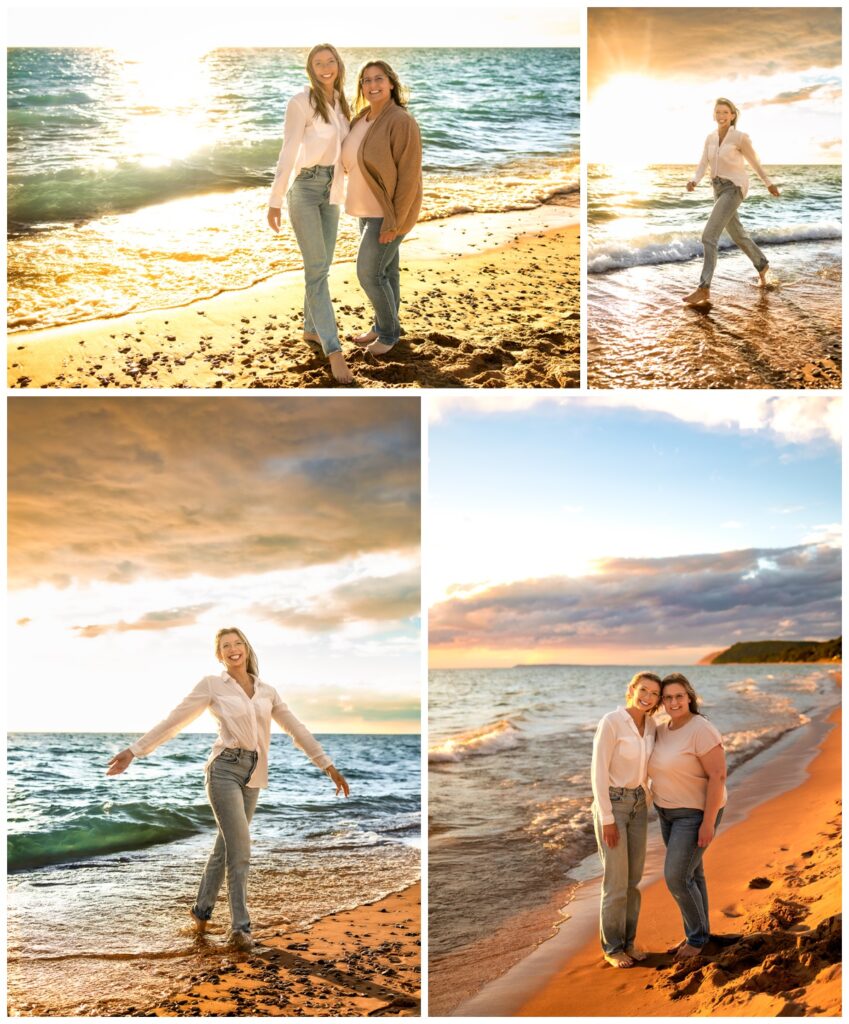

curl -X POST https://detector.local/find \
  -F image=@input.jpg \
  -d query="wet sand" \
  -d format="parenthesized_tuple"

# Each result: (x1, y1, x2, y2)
(588, 239, 841, 389)
(510, 706, 842, 1017)
(8, 208, 579, 390)
(113, 884, 420, 1018)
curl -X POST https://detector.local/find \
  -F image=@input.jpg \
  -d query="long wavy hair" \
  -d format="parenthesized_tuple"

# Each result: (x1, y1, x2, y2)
(714, 97, 739, 127)
(215, 627, 259, 678)
(355, 59, 409, 113)
(661, 672, 703, 716)
(306, 43, 351, 124)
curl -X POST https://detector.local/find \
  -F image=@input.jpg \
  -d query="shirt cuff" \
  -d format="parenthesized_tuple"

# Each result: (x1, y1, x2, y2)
(128, 742, 145, 757)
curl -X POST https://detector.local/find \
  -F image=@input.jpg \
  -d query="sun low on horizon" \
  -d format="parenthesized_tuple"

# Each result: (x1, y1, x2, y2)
(7, 397, 422, 735)
(587, 8, 842, 168)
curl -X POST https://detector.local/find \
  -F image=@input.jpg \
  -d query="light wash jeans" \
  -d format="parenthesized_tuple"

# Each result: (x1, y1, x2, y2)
(698, 177, 769, 289)
(656, 805, 725, 948)
(287, 165, 342, 356)
(357, 217, 405, 348)
(592, 786, 648, 955)
(192, 748, 259, 935)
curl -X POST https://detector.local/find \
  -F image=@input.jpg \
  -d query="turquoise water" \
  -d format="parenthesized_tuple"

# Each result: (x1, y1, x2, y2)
(8, 731, 420, 1015)
(428, 664, 839, 957)
(8, 47, 579, 330)
(588, 163, 841, 273)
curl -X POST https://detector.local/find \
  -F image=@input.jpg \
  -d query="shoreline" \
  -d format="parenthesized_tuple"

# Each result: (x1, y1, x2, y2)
(448, 693, 840, 1017)
(13, 884, 421, 1018)
(8, 205, 579, 390)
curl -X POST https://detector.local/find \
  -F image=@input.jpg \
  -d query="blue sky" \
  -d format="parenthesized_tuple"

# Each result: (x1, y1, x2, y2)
(429, 394, 841, 665)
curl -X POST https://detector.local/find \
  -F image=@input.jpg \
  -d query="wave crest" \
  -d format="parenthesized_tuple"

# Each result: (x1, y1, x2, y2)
(428, 718, 522, 764)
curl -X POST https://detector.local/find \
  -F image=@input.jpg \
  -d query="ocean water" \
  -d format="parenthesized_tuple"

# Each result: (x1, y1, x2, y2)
(587, 164, 842, 388)
(8, 47, 579, 330)
(428, 664, 839, 959)
(8, 731, 420, 1016)
(588, 164, 841, 274)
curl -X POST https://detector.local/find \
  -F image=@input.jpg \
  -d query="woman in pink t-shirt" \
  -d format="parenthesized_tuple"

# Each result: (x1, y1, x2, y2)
(647, 673, 727, 960)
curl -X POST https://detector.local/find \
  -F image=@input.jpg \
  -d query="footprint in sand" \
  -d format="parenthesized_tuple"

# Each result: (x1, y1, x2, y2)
(748, 877, 773, 890)
(721, 902, 745, 919)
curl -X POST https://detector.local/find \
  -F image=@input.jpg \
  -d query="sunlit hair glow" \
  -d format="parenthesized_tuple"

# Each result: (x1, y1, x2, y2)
(714, 97, 739, 127)
(215, 627, 259, 678)
(355, 60, 408, 113)
(306, 44, 351, 124)
(661, 672, 702, 716)
(626, 671, 662, 715)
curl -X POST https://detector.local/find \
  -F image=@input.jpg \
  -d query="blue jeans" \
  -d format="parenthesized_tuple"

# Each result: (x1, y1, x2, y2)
(592, 786, 648, 955)
(192, 748, 259, 935)
(699, 177, 768, 289)
(287, 165, 342, 356)
(656, 805, 725, 948)
(357, 217, 405, 348)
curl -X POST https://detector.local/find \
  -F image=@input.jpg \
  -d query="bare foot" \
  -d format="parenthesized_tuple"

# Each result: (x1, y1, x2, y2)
(604, 951, 634, 968)
(758, 264, 770, 287)
(683, 287, 710, 306)
(303, 331, 321, 344)
(625, 945, 648, 961)
(188, 909, 207, 934)
(328, 351, 354, 384)
(674, 942, 704, 960)
(366, 340, 395, 356)
(353, 330, 379, 346)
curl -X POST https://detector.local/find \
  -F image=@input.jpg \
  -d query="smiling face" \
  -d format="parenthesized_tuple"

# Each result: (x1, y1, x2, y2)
(310, 48, 339, 91)
(662, 683, 692, 721)
(627, 676, 661, 714)
(218, 631, 247, 672)
(361, 64, 394, 107)
(714, 102, 735, 130)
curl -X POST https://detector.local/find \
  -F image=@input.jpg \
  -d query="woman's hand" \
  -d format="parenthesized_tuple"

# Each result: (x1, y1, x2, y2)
(326, 765, 350, 797)
(686, 181, 696, 192)
(379, 229, 399, 245)
(768, 184, 780, 197)
(106, 748, 134, 776)
(697, 821, 715, 848)
(267, 207, 282, 232)
(602, 823, 620, 848)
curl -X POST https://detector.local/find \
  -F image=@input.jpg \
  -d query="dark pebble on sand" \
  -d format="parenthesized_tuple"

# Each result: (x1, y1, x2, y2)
(749, 877, 773, 889)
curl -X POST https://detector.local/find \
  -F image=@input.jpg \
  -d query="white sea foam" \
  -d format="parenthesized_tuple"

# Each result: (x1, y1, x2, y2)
(428, 718, 522, 763)
(588, 221, 843, 274)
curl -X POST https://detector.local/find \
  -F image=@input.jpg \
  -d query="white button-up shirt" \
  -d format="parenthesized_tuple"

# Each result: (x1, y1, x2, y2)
(692, 127, 772, 200)
(129, 671, 332, 789)
(269, 86, 349, 209)
(591, 706, 657, 825)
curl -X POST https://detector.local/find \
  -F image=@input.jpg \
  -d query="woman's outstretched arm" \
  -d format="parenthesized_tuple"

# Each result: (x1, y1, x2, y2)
(739, 134, 780, 195)
(271, 691, 350, 796)
(105, 678, 212, 776)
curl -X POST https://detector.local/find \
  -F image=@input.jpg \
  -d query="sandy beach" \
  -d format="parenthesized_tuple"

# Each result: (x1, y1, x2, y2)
(106, 884, 420, 1018)
(8, 208, 579, 390)
(449, 698, 841, 1018)
(588, 239, 842, 390)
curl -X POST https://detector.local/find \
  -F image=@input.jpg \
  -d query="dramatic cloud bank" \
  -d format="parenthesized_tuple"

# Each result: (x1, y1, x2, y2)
(588, 8, 841, 94)
(8, 397, 420, 589)
(430, 543, 841, 655)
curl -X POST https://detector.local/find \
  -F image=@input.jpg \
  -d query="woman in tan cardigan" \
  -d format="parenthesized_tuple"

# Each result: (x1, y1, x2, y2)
(341, 60, 422, 355)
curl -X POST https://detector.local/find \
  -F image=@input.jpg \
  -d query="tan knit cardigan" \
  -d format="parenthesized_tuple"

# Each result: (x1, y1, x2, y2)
(353, 101, 423, 235)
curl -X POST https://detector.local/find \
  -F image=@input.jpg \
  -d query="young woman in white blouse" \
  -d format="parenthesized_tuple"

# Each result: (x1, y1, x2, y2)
(683, 98, 780, 307)
(591, 671, 662, 968)
(647, 673, 727, 961)
(106, 627, 349, 951)
(267, 44, 353, 384)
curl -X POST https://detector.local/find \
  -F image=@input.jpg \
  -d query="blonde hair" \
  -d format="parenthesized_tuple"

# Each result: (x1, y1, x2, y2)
(215, 627, 259, 678)
(626, 671, 662, 715)
(714, 97, 739, 127)
(305, 44, 351, 124)
(661, 673, 702, 715)
(355, 60, 409, 113)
